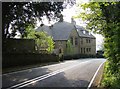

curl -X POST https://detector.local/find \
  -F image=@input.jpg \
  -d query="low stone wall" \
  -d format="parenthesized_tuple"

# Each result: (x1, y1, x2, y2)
(3, 38, 35, 53)
(3, 53, 59, 68)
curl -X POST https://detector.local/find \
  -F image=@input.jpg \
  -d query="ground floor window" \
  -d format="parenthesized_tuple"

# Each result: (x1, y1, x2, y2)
(89, 48, 91, 52)
(81, 48, 82, 53)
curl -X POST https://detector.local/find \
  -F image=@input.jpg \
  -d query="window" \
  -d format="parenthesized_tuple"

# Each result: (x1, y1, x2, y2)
(83, 30, 86, 34)
(89, 32, 91, 35)
(86, 39, 88, 43)
(89, 48, 91, 52)
(70, 37, 73, 45)
(81, 48, 82, 54)
(75, 37, 78, 46)
(86, 48, 89, 52)
(59, 48, 62, 53)
(89, 39, 91, 43)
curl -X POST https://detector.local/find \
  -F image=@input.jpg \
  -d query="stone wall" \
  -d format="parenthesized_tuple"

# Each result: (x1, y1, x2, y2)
(3, 38, 35, 53)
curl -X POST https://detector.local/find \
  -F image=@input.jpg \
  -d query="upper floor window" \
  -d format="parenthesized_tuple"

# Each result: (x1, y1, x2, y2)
(83, 30, 86, 34)
(70, 37, 73, 45)
(86, 39, 88, 43)
(75, 37, 78, 46)
(89, 39, 91, 43)
(81, 48, 82, 54)
(89, 32, 91, 35)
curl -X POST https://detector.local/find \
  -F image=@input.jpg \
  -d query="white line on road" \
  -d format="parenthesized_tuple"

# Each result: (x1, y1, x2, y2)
(87, 60, 106, 89)
(7, 60, 90, 89)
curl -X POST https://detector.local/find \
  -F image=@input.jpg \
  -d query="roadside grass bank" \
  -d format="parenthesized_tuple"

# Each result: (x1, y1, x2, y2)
(100, 61, 120, 89)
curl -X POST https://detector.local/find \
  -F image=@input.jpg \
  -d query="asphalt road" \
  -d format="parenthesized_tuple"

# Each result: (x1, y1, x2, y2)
(2, 58, 106, 88)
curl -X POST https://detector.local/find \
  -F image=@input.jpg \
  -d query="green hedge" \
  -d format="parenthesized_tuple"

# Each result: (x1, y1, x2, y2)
(3, 53, 59, 68)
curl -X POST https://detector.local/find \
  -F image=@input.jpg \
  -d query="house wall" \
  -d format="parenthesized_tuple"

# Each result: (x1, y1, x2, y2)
(54, 29, 80, 56)
(68, 29, 80, 55)
(54, 30, 96, 56)
(3, 38, 35, 53)
(91, 38, 96, 55)
(54, 40, 67, 55)
(79, 37, 96, 55)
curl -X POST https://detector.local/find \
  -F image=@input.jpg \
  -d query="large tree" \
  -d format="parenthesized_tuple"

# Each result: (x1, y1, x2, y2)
(2, 2, 63, 39)
(76, 2, 120, 88)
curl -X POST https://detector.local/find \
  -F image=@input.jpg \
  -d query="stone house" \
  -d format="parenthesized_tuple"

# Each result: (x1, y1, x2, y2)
(76, 25, 96, 55)
(36, 19, 96, 56)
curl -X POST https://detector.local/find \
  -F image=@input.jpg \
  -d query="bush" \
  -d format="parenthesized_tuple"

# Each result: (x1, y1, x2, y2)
(101, 61, 120, 89)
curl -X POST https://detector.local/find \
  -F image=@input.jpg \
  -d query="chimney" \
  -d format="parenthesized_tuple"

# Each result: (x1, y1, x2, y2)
(71, 18, 76, 25)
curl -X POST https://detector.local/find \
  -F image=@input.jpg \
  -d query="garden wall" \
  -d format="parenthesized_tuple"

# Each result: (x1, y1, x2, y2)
(3, 38, 35, 53)
(3, 53, 59, 68)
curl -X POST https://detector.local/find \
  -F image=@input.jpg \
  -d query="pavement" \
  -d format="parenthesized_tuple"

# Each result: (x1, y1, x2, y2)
(2, 58, 106, 88)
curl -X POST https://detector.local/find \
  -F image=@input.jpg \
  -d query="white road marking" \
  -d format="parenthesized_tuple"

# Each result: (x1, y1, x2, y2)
(7, 60, 90, 89)
(87, 60, 106, 89)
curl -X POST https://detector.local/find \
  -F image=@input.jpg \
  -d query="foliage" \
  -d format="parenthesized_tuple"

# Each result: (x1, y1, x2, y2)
(101, 61, 120, 89)
(24, 25, 54, 53)
(24, 25, 36, 39)
(66, 40, 73, 54)
(76, 2, 120, 88)
(2, 2, 63, 39)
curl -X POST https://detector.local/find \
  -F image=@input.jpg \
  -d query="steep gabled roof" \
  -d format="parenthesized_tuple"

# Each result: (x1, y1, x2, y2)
(36, 22, 95, 41)
(75, 25, 95, 39)
(36, 21, 75, 41)
(36, 25, 52, 36)
(51, 21, 75, 40)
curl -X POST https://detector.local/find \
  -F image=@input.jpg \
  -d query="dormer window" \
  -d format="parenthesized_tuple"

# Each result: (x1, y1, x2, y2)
(89, 32, 91, 35)
(83, 30, 86, 34)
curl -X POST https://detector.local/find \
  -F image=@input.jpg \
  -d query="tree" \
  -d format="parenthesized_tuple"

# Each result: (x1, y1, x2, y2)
(76, 2, 120, 88)
(24, 25, 54, 53)
(2, 2, 63, 39)
(66, 40, 73, 55)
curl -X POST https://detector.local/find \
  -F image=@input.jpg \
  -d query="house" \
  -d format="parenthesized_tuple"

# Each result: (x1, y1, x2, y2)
(36, 16, 96, 57)
(76, 25, 96, 56)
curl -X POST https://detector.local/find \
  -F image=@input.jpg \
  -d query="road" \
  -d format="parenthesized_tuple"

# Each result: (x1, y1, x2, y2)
(2, 58, 106, 88)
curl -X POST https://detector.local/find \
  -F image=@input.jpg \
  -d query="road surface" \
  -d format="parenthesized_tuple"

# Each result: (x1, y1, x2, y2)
(2, 58, 106, 88)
